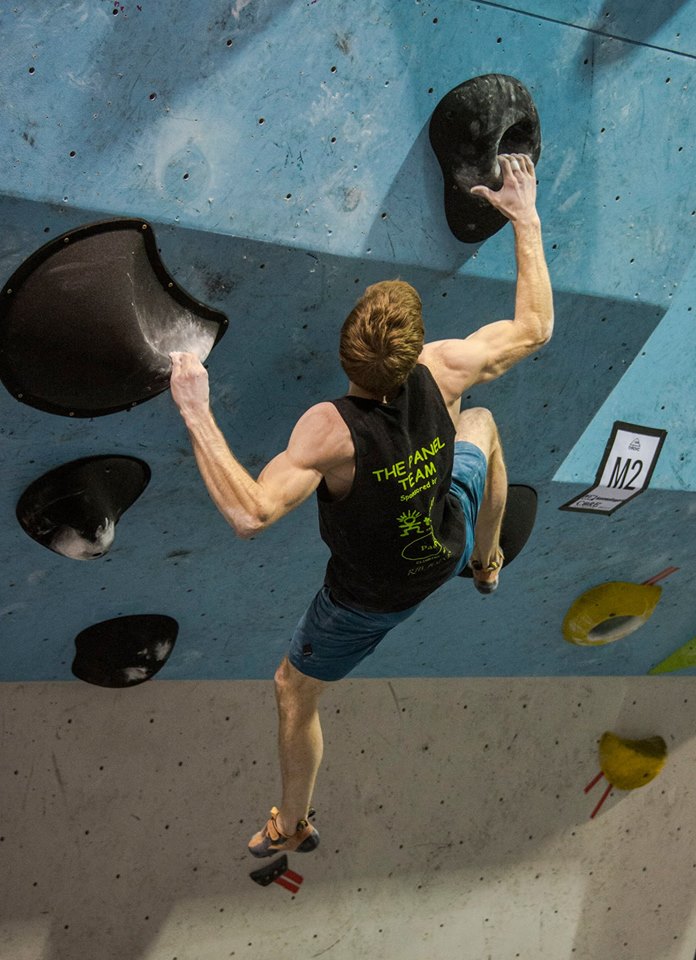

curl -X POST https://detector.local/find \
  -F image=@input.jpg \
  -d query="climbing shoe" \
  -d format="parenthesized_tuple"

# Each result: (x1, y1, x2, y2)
(248, 807, 320, 858)
(470, 549, 504, 594)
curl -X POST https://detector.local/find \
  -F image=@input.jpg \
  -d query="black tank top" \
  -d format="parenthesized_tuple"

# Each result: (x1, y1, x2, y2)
(317, 363, 466, 611)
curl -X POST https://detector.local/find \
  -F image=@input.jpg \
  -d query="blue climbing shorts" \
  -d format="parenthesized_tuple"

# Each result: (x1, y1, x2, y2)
(450, 440, 488, 576)
(287, 441, 488, 681)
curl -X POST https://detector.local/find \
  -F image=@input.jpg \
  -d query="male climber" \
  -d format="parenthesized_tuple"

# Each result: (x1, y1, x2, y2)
(169, 154, 553, 858)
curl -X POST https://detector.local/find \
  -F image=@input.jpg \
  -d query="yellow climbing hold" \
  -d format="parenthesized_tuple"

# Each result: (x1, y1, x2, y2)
(599, 731, 667, 790)
(562, 581, 661, 646)
(648, 636, 696, 675)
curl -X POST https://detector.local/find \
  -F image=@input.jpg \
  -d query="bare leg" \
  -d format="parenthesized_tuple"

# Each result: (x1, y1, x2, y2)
(455, 407, 508, 586)
(273, 656, 329, 836)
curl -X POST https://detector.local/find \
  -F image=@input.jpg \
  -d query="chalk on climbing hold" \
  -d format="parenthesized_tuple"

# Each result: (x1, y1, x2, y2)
(429, 74, 541, 243)
(17, 455, 150, 560)
(458, 484, 537, 578)
(0, 219, 228, 417)
(71, 614, 178, 687)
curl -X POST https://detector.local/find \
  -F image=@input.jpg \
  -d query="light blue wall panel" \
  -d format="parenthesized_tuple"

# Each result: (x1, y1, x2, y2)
(556, 252, 696, 491)
(3, 1, 694, 295)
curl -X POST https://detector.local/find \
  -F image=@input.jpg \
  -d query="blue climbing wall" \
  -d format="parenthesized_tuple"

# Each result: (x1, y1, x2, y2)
(1, 0, 695, 681)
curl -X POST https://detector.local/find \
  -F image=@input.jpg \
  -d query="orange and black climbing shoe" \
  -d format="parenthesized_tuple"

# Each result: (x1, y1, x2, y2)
(248, 807, 320, 858)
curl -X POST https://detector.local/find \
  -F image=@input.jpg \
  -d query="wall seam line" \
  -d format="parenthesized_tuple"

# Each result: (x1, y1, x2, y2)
(467, 0, 696, 61)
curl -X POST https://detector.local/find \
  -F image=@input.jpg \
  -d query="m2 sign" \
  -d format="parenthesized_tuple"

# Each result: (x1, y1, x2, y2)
(560, 421, 667, 516)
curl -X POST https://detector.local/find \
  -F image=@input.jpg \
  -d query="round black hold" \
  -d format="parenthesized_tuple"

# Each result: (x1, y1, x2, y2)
(16, 455, 150, 560)
(429, 74, 542, 243)
(0, 219, 228, 417)
(458, 484, 538, 578)
(72, 614, 178, 687)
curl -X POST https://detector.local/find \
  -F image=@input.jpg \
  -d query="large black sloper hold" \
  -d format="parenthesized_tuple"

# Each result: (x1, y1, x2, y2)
(16, 455, 151, 560)
(429, 74, 541, 243)
(0, 219, 228, 417)
(72, 615, 179, 687)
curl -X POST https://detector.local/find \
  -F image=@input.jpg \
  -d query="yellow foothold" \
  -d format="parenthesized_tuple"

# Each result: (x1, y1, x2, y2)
(648, 636, 696, 675)
(562, 581, 662, 646)
(599, 731, 667, 790)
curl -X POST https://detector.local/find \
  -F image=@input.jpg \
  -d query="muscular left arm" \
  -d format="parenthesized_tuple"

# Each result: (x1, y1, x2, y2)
(170, 353, 323, 539)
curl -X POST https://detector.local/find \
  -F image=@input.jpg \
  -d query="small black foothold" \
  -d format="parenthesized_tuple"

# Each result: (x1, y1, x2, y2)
(250, 855, 289, 886)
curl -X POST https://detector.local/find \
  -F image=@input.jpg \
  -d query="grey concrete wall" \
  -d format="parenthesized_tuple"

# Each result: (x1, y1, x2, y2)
(2, 677, 696, 959)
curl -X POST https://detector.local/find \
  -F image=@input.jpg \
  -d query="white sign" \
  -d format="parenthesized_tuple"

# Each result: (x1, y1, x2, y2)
(560, 421, 667, 516)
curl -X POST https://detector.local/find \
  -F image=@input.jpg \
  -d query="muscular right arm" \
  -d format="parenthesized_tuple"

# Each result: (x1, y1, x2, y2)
(421, 154, 553, 403)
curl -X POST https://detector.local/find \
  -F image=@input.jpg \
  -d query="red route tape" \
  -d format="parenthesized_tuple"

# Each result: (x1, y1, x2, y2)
(584, 770, 605, 794)
(273, 876, 300, 894)
(590, 782, 613, 819)
(642, 566, 679, 586)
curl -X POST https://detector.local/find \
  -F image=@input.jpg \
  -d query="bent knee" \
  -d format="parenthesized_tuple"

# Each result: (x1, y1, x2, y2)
(459, 406, 495, 427)
(274, 656, 326, 702)
(455, 406, 498, 451)
(274, 657, 293, 692)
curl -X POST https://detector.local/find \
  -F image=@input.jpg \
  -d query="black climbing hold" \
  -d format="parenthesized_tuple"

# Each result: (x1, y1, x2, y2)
(459, 484, 538, 578)
(17, 455, 150, 560)
(249, 855, 289, 887)
(0, 219, 228, 417)
(429, 74, 541, 243)
(72, 614, 178, 687)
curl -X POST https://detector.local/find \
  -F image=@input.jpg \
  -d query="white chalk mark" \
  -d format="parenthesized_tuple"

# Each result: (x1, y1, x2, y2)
(51, 519, 115, 560)
(123, 666, 151, 683)
(231, 0, 254, 19)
